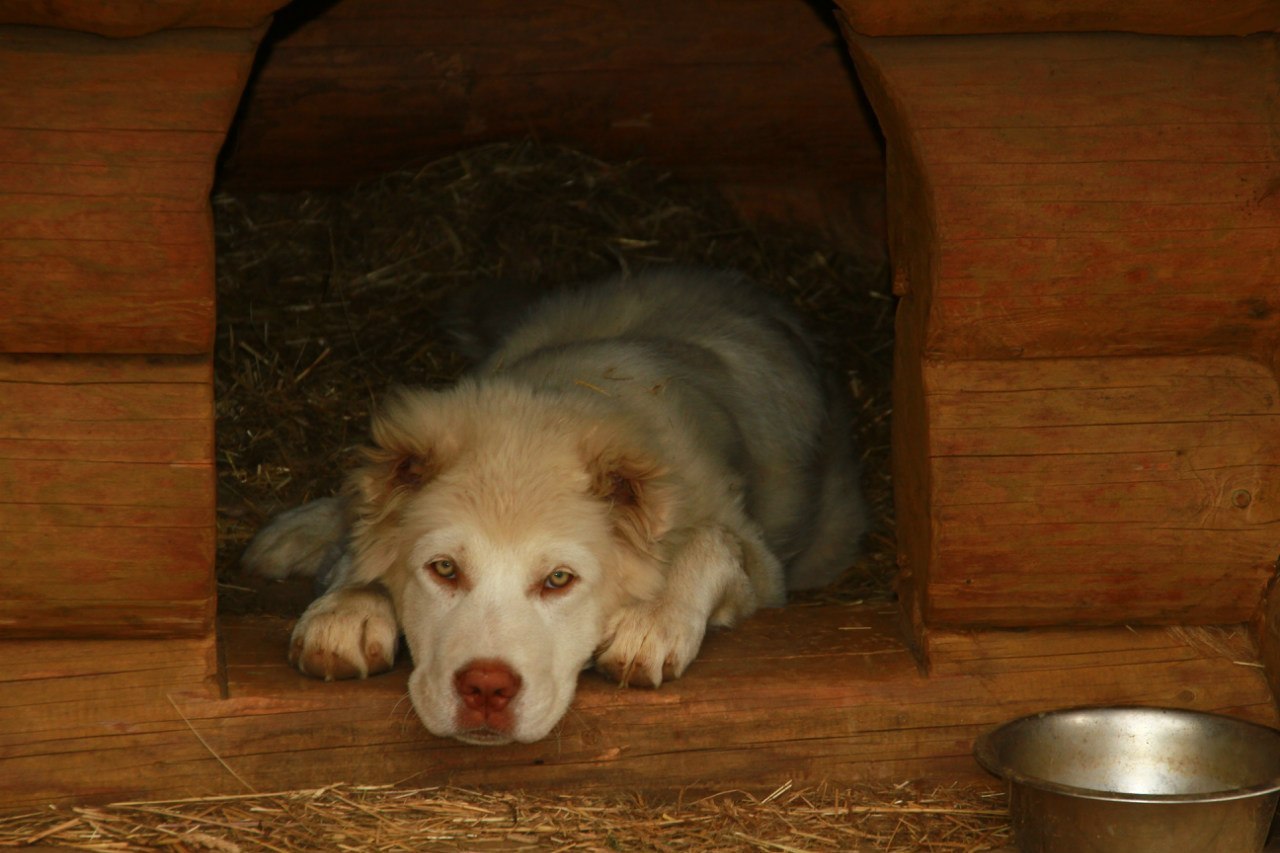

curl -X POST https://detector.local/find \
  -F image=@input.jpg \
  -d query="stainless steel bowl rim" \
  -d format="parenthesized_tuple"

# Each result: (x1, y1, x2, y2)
(974, 706, 1280, 805)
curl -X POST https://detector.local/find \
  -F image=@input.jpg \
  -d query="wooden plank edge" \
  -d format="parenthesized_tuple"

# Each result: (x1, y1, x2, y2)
(835, 0, 1280, 37)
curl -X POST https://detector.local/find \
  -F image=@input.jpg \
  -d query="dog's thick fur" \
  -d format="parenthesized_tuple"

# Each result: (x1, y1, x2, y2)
(243, 269, 865, 744)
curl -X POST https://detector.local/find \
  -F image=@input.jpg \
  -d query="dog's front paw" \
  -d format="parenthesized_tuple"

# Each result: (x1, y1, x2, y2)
(289, 586, 399, 680)
(595, 602, 707, 688)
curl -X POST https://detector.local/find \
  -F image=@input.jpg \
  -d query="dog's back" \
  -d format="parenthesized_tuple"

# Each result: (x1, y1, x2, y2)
(475, 269, 865, 589)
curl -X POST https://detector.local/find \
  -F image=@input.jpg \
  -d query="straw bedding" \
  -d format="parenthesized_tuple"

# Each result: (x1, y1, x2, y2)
(0, 781, 1012, 851)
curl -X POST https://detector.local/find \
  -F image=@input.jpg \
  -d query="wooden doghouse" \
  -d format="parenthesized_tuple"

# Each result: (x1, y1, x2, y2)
(1, 0, 1278, 808)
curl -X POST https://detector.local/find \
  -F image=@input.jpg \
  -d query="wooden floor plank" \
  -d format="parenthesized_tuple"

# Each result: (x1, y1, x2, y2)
(0, 604, 1274, 808)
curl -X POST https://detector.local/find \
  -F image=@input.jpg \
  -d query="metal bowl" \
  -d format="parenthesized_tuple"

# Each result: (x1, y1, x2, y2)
(974, 706, 1280, 852)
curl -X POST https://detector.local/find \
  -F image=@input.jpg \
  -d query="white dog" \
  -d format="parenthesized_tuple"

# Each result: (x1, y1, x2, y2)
(243, 269, 865, 744)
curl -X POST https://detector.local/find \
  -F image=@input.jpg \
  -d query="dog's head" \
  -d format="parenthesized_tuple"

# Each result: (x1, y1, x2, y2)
(343, 380, 673, 744)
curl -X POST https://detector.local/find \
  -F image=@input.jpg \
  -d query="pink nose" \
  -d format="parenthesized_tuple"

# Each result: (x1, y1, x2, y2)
(454, 659, 522, 714)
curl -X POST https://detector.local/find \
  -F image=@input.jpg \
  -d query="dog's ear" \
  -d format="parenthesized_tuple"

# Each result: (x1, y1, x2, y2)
(584, 435, 675, 551)
(352, 388, 448, 506)
(344, 388, 452, 582)
(349, 445, 438, 508)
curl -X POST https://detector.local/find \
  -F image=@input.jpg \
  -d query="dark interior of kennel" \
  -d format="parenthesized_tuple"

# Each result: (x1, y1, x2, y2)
(1, 0, 1278, 808)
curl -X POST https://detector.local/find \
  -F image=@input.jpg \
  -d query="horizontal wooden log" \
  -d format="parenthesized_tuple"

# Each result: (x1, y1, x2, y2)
(1, 605, 1273, 808)
(218, 0, 884, 194)
(0, 630, 219, 805)
(849, 30, 1280, 632)
(924, 355, 1280, 627)
(850, 32, 1280, 364)
(0, 24, 264, 354)
(0, 1, 284, 37)
(837, 0, 1280, 37)
(0, 355, 215, 639)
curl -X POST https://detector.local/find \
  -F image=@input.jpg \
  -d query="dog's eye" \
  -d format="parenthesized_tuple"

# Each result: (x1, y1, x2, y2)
(427, 558, 458, 582)
(543, 568, 576, 591)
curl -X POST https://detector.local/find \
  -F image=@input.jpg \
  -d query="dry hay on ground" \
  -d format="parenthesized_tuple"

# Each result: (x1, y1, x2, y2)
(0, 781, 1012, 852)
(213, 139, 896, 609)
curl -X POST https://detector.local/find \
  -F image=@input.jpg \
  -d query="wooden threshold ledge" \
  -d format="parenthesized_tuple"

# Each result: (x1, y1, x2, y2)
(1, 604, 1275, 808)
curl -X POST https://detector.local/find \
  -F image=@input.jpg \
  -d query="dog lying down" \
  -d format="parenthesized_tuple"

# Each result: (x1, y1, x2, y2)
(243, 268, 865, 745)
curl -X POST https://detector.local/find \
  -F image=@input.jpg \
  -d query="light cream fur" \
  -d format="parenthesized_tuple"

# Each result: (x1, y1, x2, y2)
(244, 269, 865, 744)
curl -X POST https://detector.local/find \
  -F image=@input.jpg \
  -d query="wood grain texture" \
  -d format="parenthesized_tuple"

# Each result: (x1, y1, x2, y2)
(0, 24, 265, 354)
(847, 30, 1280, 631)
(0, 356, 215, 638)
(217, 0, 884, 193)
(837, 0, 1279, 37)
(1, 605, 1273, 808)
(0, 630, 220, 806)
(927, 356, 1280, 626)
(0, 1, 285, 37)
(850, 32, 1280, 364)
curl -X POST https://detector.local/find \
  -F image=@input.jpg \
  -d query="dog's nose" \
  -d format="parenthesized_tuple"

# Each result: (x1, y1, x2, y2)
(454, 659, 522, 712)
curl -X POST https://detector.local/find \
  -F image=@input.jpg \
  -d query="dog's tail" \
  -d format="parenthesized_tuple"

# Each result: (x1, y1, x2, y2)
(241, 497, 351, 592)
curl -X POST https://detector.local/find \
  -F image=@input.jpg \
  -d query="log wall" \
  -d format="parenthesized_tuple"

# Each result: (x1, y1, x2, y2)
(2, 0, 1279, 809)
(0, 10, 280, 638)
(842, 28, 1280, 648)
